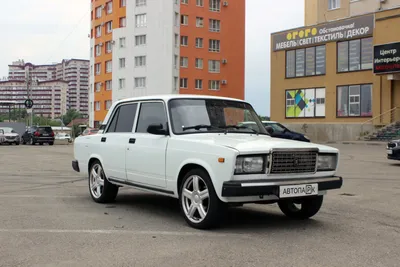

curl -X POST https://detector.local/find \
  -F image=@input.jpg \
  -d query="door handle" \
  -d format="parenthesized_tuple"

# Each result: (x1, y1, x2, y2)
(129, 138, 136, 144)
(101, 137, 106, 142)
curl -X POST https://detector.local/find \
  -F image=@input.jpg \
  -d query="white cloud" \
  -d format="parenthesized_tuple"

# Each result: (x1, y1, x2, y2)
(0, 0, 304, 116)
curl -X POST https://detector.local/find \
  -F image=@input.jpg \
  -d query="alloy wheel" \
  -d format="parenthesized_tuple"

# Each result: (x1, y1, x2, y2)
(181, 175, 210, 223)
(89, 163, 105, 198)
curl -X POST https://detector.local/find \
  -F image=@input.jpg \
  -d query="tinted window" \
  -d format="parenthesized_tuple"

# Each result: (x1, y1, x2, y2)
(106, 103, 138, 133)
(136, 102, 167, 133)
(38, 127, 53, 133)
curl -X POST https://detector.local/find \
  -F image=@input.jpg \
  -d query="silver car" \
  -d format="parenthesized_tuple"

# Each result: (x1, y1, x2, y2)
(0, 127, 20, 145)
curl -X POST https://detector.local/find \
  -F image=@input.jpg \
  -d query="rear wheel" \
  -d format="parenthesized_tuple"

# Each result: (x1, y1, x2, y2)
(15, 142, 20, 146)
(49, 142, 54, 146)
(89, 160, 119, 203)
(278, 196, 324, 219)
(179, 168, 226, 229)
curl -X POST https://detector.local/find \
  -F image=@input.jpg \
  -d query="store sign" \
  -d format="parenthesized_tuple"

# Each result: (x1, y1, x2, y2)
(373, 42, 400, 74)
(272, 14, 374, 51)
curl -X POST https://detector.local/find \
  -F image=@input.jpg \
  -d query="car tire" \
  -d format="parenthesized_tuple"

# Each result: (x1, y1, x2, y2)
(278, 195, 324, 220)
(15, 142, 20, 146)
(179, 168, 227, 229)
(89, 160, 119, 203)
(30, 138, 35, 145)
(49, 142, 54, 146)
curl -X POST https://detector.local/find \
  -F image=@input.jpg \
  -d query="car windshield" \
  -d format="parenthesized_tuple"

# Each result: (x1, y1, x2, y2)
(264, 122, 287, 132)
(168, 98, 268, 135)
(0, 127, 14, 133)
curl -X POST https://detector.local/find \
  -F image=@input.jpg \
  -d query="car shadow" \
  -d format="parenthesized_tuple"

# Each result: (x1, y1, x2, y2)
(112, 190, 325, 232)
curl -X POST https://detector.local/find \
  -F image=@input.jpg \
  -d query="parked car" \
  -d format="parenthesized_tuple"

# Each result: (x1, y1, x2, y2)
(21, 126, 55, 145)
(387, 139, 400, 161)
(55, 132, 72, 143)
(0, 127, 20, 145)
(71, 95, 342, 229)
(0, 129, 6, 145)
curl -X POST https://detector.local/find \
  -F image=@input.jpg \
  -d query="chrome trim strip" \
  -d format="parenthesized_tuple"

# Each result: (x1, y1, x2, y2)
(240, 177, 341, 187)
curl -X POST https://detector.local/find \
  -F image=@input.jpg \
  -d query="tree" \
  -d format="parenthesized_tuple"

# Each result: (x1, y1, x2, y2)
(61, 109, 83, 126)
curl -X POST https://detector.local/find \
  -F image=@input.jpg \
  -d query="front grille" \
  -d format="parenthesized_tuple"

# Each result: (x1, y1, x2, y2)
(388, 142, 397, 148)
(270, 150, 317, 174)
(5, 136, 15, 140)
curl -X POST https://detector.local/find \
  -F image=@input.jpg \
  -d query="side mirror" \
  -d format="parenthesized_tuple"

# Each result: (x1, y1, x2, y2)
(265, 126, 274, 135)
(147, 123, 168, 135)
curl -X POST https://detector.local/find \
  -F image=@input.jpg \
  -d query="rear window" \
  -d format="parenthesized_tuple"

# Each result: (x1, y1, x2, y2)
(37, 127, 53, 133)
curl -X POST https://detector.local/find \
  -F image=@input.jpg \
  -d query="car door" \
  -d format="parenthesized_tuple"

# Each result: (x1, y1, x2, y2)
(125, 101, 169, 189)
(100, 102, 139, 182)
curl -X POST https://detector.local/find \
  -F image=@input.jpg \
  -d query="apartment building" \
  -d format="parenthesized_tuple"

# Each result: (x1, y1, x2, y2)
(89, 0, 245, 127)
(8, 59, 90, 115)
(269, 0, 400, 141)
(0, 80, 68, 119)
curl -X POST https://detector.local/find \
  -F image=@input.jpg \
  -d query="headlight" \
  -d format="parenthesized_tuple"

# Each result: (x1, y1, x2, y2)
(235, 156, 265, 174)
(317, 154, 337, 171)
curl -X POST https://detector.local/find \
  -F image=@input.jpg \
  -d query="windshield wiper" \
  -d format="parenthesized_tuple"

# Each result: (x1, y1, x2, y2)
(182, 124, 223, 131)
(219, 125, 259, 134)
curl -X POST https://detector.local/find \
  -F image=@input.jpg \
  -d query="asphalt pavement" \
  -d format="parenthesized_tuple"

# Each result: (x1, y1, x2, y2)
(0, 142, 399, 267)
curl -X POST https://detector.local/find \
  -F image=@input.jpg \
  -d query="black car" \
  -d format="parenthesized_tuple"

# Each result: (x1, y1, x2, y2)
(21, 126, 55, 145)
(387, 139, 400, 160)
(262, 121, 310, 142)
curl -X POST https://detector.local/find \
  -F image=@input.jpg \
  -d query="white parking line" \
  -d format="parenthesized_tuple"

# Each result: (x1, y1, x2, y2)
(0, 228, 251, 238)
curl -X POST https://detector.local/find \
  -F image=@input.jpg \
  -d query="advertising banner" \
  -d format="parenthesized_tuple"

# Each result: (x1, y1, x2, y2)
(272, 14, 374, 51)
(373, 42, 400, 74)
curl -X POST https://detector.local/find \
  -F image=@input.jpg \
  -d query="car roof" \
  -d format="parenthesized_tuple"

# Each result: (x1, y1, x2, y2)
(262, 121, 278, 123)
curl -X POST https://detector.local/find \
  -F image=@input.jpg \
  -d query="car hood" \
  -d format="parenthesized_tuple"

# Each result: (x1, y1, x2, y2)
(177, 133, 338, 154)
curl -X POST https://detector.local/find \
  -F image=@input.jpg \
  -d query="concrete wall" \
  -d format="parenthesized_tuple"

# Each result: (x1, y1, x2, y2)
(0, 122, 26, 136)
(283, 123, 375, 142)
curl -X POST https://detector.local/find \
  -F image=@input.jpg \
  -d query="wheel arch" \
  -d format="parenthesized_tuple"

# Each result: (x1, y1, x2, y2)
(176, 160, 215, 195)
(87, 154, 105, 176)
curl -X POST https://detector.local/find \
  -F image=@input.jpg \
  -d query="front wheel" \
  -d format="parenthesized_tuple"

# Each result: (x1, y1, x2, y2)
(179, 168, 226, 229)
(278, 195, 324, 219)
(89, 160, 119, 203)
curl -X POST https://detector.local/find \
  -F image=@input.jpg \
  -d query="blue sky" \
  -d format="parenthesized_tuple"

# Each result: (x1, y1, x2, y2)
(0, 0, 304, 116)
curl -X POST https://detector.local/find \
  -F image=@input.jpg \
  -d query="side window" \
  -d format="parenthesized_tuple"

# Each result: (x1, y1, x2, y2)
(106, 103, 138, 133)
(136, 102, 168, 133)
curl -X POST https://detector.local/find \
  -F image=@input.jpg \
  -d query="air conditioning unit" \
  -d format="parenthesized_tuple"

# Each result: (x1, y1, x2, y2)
(221, 59, 228, 64)
(221, 80, 227, 85)
(223, 1, 228, 6)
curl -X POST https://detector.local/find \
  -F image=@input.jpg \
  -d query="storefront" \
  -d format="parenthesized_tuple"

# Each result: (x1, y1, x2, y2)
(270, 7, 400, 129)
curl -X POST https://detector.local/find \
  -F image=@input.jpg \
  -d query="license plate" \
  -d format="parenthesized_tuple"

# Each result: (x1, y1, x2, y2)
(279, 184, 318, 198)
(42, 134, 48, 136)
(387, 149, 393, 155)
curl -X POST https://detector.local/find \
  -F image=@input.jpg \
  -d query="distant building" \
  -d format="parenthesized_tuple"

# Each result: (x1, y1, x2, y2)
(7, 59, 89, 115)
(0, 79, 68, 119)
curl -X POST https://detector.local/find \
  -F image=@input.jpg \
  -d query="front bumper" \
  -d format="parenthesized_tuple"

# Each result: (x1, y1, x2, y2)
(387, 147, 400, 160)
(72, 160, 80, 172)
(221, 176, 343, 197)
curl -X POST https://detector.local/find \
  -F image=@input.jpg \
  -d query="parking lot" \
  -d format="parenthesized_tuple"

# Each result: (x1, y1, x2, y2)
(0, 143, 399, 267)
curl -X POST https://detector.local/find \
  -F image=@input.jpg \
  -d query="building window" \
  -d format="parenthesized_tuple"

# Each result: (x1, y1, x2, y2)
(106, 21, 112, 33)
(209, 39, 220, 52)
(195, 79, 203, 89)
(135, 14, 147, 27)
(208, 60, 220, 73)
(95, 26, 101, 37)
(119, 58, 126, 68)
(135, 56, 146, 67)
(106, 1, 113, 14)
(95, 101, 100, 111)
(195, 38, 203, 48)
(134, 77, 146, 88)
(119, 17, 126, 27)
(209, 80, 220, 90)
(119, 78, 125, 89)
(95, 6, 102, 18)
(180, 57, 188, 68)
(181, 15, 188, 25)
(328, 0, 340, 10)
(196, 17, 204, 27)
(285, 88, 326, 118)
(95, 63, 101, 75)
(337, 37, 373, 72)
(105, 100, 112, 110)
(119, 37, 126, 48)
(120, 0, 126, 7)
(337, 84, 372, 117)
(105, 60, 112, 73)
(95, 82, 101, 92)
(181, 0, 188, 4)
(105, 80, 112, 90)
(286, 45, 326, 78)
(180, 78, 188, 88)
(195, 58, 203, 69)
(174, 55, 178, 69)
(136, 0, 146, 6)
(175, 12, 180, 26)
(181, 36, 188, 46)
(105, 41, 112, 53)
(209, 0, 221, 12)
(174, 77, 178, 91)
(135, 35, 147, 46)
(196, 0, 204, 7)
(209, 19, 220, 32)
(95, 45, 101, 56)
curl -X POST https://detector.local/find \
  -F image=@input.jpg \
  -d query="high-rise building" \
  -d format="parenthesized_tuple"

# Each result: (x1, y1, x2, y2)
(8, 59, 90, 116)
(89, 0, 245, 128)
